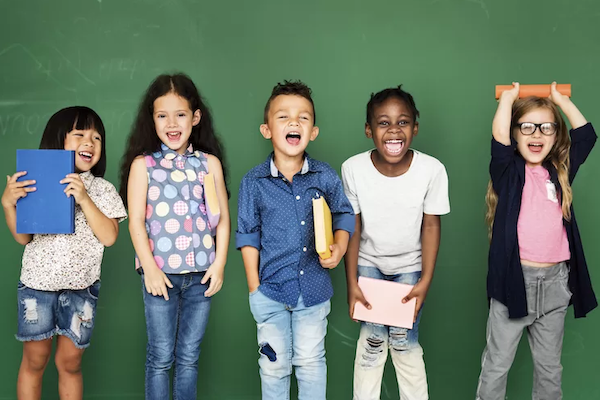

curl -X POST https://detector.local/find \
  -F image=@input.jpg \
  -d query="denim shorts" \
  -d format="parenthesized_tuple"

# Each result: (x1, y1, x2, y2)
(16, 280, 101, 349)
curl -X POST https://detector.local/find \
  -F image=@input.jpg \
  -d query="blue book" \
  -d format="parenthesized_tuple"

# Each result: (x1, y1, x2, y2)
(16, 150, 75, 234)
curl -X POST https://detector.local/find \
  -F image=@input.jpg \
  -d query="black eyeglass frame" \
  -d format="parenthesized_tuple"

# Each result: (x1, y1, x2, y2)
(513, 122, 558, 136)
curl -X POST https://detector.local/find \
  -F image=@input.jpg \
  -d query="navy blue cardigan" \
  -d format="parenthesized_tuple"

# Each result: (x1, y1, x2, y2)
(488, 123, 597, 319)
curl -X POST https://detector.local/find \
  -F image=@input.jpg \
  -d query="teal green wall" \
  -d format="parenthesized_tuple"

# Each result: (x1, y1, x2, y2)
(1, 0, 599, 398)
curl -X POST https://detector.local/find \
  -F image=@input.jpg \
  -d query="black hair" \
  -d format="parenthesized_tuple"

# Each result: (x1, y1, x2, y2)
(119, 73, 229, 206)
(264, 80, 316, 123)
(366, 85, 420, 125)
(39, 106, 107, 177)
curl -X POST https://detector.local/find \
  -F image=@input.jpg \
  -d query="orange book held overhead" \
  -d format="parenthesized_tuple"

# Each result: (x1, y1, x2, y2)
(495, 84, 571, 99)
(313, 196, 333, 259)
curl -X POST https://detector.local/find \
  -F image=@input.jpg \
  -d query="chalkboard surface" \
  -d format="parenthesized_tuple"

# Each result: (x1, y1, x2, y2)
(2, 0, 599, 398)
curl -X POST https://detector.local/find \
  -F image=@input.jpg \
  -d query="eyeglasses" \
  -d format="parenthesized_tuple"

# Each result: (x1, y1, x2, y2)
(513, 122, 557, 136)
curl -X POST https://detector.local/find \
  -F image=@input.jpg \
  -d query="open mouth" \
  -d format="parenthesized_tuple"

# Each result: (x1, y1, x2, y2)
(167, 131, 181, 142)
(384, 139, 404, 155)
(528, 142, 543, 153)
(79, 151, 93, 162)
(286, 132, 301, 146)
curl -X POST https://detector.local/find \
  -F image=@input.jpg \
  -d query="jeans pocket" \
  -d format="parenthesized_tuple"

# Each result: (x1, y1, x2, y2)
(249, 286, 260, 296)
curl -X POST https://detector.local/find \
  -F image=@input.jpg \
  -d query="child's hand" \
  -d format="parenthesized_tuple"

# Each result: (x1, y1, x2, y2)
(549, 81, 571, 107)
(144, 267, 174, 301)
(202, 261, 225, 297)
(2, 172, 36, 208)
(347, 283, 371, 320)
(499, 82, 520, 104)
(319, 244, 343, 269)
(402, 279, 431, 323)
(61, 173, 91, 205)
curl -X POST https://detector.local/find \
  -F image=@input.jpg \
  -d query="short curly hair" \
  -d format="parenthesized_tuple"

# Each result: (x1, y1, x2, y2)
(263, 80, 316, 123)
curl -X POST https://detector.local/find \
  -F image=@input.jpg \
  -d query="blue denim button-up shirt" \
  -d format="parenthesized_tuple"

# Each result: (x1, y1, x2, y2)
(236, 153, 355, 307)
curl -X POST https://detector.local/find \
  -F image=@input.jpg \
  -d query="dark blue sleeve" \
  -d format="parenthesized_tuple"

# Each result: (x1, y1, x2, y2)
(569, 123, 597, 182)
(235, 175, 261, 250)
(490, 137, 518, 196)
(324, 167, 355, 237)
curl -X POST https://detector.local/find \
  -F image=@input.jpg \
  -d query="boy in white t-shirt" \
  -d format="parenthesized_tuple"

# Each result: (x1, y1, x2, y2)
(341, 85, 450, 400)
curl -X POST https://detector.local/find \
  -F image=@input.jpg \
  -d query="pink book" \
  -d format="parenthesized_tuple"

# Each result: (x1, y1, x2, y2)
(352, 276, 416, 329)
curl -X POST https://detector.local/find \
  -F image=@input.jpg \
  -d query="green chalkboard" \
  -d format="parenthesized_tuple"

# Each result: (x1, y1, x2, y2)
(1, 0, 600, 398)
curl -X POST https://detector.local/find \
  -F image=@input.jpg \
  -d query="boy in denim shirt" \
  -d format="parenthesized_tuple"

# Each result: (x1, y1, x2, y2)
(236, 80, 355, 400)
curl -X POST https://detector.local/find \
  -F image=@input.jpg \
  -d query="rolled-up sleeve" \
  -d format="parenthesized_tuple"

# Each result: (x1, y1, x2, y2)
(325, 168, 355, 236)
(236, 175, 261, 249)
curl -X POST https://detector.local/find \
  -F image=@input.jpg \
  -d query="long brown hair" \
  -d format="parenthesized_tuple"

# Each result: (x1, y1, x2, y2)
(485, 97, 572, 236)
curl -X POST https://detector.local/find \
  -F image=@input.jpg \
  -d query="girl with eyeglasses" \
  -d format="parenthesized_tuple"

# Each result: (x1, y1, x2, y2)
(476, 82, 597, 400)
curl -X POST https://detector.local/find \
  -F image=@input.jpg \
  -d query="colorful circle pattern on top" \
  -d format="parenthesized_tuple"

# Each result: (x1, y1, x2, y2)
(135, 143, 216, 274)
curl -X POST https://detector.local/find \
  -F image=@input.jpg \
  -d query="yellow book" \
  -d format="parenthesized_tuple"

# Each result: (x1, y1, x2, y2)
(203, 173, 220, 230)
(313, 197, 333, 259)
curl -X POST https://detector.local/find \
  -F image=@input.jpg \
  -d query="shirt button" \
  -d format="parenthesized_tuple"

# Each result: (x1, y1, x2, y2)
(296, 195, 300, 200)
(300, 270, 304, 275)
(303, 247, 307, 252)
(301, 221, 305, 225)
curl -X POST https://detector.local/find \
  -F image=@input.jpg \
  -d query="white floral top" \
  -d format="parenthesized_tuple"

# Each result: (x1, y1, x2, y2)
(20, 171, 127, 291)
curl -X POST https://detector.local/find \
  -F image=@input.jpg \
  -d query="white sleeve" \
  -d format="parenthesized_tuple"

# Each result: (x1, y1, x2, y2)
(424, 162, 450, 215)
(341, 161, 360, 214)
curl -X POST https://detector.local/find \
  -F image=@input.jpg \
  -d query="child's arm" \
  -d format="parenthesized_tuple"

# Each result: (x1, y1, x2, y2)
(492, 82, 520, 146)
(344, 214, 371, 319)
(403, 213, 441, 322)
(128, 156, 173, 300)
(241, 246, 260, 292)
(319, 229, 350, 269)
(201, 155, 230, 297)
(60, 174, 119, 246)
(1, 172, 34, 245)
(549, 82, 587, 129)
(236, 175, 262, 292)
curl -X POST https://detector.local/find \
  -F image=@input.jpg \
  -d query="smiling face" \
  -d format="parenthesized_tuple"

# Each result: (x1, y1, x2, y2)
(366, 97, 418, 172)
(513, 107, 557, 167)
(63, 128, 102, 173)
(153, 92, 201, 154)
(260, 94, 319, 161)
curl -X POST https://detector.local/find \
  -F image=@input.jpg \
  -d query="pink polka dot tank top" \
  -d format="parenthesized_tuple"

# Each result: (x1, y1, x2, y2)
(135, 144, 216, 274)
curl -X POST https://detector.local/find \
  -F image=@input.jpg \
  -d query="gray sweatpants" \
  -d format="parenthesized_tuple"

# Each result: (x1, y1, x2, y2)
(476, 262, 571, 400)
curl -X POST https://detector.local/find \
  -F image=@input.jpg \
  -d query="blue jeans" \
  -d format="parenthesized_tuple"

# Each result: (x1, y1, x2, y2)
(142, 272, 211, 400)
(249, 289, 331, 400)
(354, 266, 428, 400)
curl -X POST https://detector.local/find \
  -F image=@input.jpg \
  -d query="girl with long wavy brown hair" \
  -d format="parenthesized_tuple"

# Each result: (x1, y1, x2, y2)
(476, 82, 597, 400)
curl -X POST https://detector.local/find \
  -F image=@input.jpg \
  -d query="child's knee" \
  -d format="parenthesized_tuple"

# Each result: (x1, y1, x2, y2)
(357, 333, 386, 368)
(55, 352, 83, 374)
(22, 349, 51, 373)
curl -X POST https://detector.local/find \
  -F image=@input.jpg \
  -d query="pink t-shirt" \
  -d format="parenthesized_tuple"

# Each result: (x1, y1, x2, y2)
(517, 165, 570, 263)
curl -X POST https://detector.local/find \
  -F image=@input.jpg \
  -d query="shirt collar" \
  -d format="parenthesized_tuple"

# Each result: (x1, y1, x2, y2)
(257, 152, 321, 178)
(156, 143, 200, 160)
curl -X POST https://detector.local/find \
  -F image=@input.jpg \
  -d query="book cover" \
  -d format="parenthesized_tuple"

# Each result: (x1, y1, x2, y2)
(313, 196, 333, 259)
(16, 149, 75, 234)
(352, 276, 416, 329)
(203, 172, 220, 231)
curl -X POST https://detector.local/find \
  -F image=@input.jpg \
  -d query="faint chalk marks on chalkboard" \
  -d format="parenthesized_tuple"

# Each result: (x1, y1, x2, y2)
(0, 43, 77, 93)
(329, 324, 355, 348)
(466, 0, 490, 19)
(0, 113, 51, 137)
(51, 46, 96, 86)
(98, 58, 146, 81)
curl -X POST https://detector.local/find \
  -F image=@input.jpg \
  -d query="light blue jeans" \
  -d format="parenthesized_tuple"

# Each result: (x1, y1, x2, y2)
(249, 289, 331, 400)
(354, 266, 428, 400)
(142, 272, 211, 400)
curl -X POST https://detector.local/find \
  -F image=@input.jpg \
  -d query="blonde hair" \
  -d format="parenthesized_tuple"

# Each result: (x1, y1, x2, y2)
(485, 97, 572, 237)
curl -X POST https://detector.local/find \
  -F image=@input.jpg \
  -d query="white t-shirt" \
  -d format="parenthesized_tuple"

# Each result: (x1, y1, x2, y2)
(341, 149, 450, 275)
